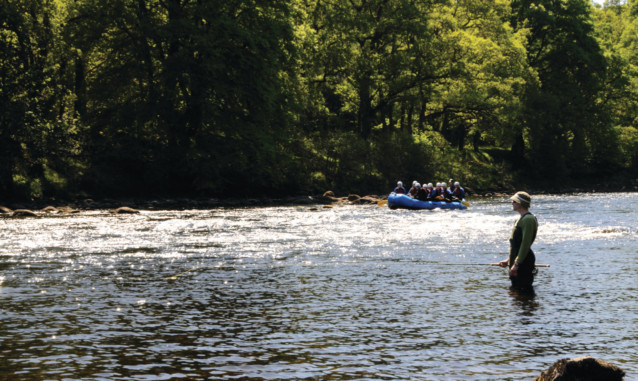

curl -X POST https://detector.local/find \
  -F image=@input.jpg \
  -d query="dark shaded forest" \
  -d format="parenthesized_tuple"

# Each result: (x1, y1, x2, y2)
(1, 0, 637, 201)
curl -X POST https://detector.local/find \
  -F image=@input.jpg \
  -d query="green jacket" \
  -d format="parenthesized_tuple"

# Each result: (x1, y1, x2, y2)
(509, 212, 538, 265)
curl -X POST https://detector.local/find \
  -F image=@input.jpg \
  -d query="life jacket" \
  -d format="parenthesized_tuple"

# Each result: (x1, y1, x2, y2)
(394, 186, 406, 194)
(452, 186, 465, 198)
(416, 188, 428, 201)
(408, 187, 418, 197)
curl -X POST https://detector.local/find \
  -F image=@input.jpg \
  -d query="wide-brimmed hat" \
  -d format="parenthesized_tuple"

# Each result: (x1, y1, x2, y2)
(510, 191, 531, 208)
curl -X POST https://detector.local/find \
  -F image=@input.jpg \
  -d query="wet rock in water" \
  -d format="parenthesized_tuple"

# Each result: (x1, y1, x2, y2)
(13, 209, 38, 217)
(535, 356, 625, 381)
(316, 191, 339, 204)
(0, 206, 12, 214)
(58, 206, 80, 214)
(357, 195, 381, 204)
(41, 206, 58, 213)
(111, 206, 140, 214)
(347, 194, 361, 202)
(598, 228, 623, 234)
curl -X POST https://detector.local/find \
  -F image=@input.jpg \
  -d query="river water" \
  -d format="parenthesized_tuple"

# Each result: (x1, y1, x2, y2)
(0, 193, 636, 380)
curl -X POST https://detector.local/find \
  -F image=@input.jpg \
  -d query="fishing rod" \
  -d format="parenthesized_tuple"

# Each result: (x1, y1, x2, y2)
(164, 262, 551, 279)
(428, 262, 550, 267)
(326, 261, 552, 268)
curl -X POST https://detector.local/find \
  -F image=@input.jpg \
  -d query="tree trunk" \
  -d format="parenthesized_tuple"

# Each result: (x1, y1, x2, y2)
(511, 132, 525, 169)
(74, 54, 86, 117)
(357, 74, 372, 138)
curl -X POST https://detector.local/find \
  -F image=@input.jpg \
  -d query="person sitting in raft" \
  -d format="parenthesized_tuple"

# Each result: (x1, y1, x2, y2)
(442, 183, 455, 202)
(435, 182, 449, 201)
(428, 183, 439, 201)
(393, 181, 406, 194)
(408, 181, 419, 198)
(432, 183, 442, 200)
(411, 182, 421, 198)
(423, 183, 429, 197)
(416, 183, 429, 201)
(451, 181, 465, 200)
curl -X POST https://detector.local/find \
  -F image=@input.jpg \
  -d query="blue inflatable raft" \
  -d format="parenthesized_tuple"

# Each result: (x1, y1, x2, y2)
(387, 193, 468, 210)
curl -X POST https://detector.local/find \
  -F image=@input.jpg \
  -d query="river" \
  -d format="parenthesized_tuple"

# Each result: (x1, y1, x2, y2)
(0, 193, 636, 380)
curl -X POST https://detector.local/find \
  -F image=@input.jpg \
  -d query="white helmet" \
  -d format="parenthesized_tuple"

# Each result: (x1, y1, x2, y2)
(397, 181, 403, 187)
(454, 181, 460, 187)
(428, 183, 433, 188)
(415, 182, 421, 189)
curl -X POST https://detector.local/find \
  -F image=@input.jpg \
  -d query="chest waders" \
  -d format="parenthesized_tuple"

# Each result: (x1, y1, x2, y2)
(509, 213, 537, 289)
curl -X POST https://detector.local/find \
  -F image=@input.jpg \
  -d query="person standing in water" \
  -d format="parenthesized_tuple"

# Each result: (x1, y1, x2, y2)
(499, 191, 538, 290)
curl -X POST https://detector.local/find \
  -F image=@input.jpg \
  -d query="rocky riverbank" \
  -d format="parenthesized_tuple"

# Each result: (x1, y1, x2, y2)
(1, 186, 636, 217)
(0, 192, 369, 217)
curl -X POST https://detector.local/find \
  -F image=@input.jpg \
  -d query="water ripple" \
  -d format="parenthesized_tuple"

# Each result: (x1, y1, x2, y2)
(0, 194, 636, 379)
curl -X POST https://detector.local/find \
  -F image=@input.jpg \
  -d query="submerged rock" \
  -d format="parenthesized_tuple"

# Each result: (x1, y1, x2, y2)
(0, 206, 12, 214)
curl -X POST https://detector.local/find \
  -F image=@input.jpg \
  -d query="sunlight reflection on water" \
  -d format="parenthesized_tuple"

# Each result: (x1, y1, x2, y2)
(0, 193, 636, 379)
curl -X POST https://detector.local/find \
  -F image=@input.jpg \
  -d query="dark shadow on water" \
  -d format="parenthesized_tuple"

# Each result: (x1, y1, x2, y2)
(509, 286, 538, 316)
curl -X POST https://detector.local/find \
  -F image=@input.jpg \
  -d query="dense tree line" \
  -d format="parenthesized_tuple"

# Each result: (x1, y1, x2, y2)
(1, 0, 636, 200)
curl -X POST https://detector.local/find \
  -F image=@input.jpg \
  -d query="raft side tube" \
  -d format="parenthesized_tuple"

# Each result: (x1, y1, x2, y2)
(387, 193, 467, 210)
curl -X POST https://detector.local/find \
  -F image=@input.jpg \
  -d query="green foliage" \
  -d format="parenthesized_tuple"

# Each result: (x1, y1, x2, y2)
(372, 130, 438, 190)
(0, 0, 82, 200)
(510, 0, 623, 182)
(1, 0, 636, 200)
(617, 126, 638, 171)
(62, 0, 297, 197)
(593, 0, 638, 176)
